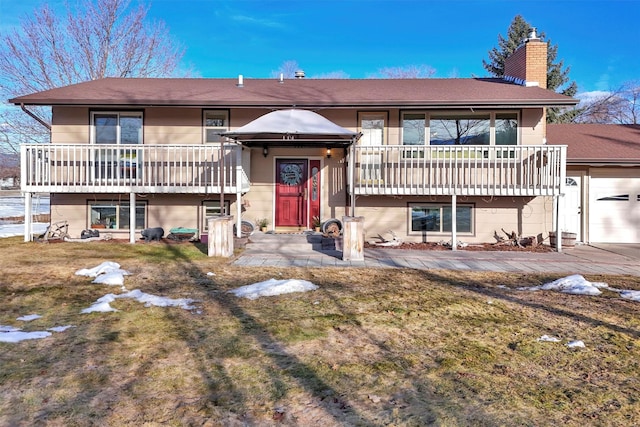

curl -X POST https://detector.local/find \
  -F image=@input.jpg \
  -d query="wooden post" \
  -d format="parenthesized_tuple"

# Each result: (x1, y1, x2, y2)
(129, 192, 136, 244)
(342, 216, 364, 261)
(207, 215, 234, 257)
(451, 194, 457, 251)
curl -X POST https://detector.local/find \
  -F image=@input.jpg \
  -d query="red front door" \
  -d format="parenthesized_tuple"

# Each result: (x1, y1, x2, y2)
(276, 159, 308, 227)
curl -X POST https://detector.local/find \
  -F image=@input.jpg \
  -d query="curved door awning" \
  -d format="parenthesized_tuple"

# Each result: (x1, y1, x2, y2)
(222, 109, 360, 147)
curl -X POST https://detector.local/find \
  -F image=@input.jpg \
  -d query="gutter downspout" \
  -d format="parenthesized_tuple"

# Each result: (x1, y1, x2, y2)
(20, 104, 51, 130)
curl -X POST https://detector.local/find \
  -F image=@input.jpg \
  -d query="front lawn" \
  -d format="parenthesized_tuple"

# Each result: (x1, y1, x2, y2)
(1, 238, 639, 426)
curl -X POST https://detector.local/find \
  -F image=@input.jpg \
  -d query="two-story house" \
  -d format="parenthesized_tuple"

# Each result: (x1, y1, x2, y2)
(11, 34, 577, 246)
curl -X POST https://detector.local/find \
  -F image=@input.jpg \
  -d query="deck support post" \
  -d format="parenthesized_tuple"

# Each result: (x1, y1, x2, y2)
(451, 194, 457, 251)
(129, 193, 136, 244)
(23, 192, 32, 242)
(554, 195, 563, 253)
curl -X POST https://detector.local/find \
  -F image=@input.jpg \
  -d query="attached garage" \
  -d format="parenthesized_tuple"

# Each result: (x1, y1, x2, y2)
(588, 169, 640, 243)
(548, 124, 640, 245)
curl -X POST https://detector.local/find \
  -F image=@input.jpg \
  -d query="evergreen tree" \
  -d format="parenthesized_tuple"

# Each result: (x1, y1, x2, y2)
(483, 15, 578, 123)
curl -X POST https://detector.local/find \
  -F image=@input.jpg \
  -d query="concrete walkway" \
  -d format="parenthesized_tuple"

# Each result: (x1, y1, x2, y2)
(233, 232, 640, 277)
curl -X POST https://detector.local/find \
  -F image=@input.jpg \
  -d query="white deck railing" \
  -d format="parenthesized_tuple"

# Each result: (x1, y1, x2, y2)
(353, 145, 566, 196)
(20, 143, 250, 194)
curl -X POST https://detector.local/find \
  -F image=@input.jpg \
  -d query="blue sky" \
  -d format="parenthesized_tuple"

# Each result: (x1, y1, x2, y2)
(1, 0, 639, 95)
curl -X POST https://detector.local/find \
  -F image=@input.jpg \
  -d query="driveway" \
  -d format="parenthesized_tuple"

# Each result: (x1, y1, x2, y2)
(582, 243, 640, 261)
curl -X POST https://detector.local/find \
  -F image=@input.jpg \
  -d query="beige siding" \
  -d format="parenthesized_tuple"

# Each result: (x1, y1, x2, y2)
(51, 107, 89, 144)
(144, 108, 202, 144)
(50, 193, 238, 239)
(520, 108, 545, 145)
(355, 195, 551, 244)
(49, 106, 546, 147)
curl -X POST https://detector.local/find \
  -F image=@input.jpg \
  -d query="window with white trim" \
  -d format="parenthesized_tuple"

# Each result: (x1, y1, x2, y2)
(202, 200, 231, 230)
(359, 113, 386, 146)
(203, 110, 229, 143)
(400, 111, 519, 146)
(92, 112, 143, 145)
(89, 201, 146, 230)
(409, 203, 473, 234)
(358, 113, 386, 182)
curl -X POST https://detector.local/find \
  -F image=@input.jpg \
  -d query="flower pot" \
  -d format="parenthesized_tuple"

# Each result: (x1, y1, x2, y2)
(549, 231, 576, 247)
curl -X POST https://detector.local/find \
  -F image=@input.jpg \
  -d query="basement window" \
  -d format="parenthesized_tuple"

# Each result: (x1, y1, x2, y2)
(202, 200, 231, 230)
(409, 203, 473, 234)
(89, 201, 146, 230)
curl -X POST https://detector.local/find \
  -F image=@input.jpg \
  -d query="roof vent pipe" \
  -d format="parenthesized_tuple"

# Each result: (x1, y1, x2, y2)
(294, 70, 305, 79)
(279, 73, 284, 83)
(237, 74, 244, 87)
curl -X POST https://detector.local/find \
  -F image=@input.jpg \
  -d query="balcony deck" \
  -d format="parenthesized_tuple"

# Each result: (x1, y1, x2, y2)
(20, 144, 250, 194)
(20, 144, 565, 198)
(352, 145, 566, 197)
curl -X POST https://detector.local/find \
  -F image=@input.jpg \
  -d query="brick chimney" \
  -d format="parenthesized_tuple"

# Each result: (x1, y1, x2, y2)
(504, 28, 548, 89)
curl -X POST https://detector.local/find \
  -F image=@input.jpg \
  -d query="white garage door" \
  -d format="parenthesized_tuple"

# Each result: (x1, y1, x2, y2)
(589, 169, 640, 243)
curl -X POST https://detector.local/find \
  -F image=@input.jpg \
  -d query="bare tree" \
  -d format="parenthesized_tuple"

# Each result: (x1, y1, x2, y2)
(270, 60, 301, 79)
(575, 81, 640, 124)
(0, 0, 184, 153)
(372, 65, 436, 79)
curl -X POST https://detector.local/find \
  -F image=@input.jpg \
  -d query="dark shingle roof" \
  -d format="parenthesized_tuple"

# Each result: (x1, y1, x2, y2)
(547, 124, 640, 163)
(9, 77, 577, 108)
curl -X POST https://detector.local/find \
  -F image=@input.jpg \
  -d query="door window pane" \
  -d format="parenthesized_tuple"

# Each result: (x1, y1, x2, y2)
(120, 115, 143, 145)
(94, 114, 117, 144)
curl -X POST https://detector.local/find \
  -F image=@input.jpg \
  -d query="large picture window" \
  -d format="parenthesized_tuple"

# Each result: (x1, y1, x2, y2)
(400, 111, 519, 147)
(89, 201, 146, 230)
(430, 114, 490, 146)
(410, 204, 473, 234)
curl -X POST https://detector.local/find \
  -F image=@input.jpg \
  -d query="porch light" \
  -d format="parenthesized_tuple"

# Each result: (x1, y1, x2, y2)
(263, 146, 268, 157)
(326, 147, 332, 158)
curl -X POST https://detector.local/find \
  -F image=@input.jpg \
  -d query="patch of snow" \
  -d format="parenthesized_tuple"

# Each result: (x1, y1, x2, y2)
(75, 261, 127, 278)
(0, 223, 49, 238)
(567, 340, 586, 348)
(122, 289, 197, 309)
(0, 330, 52, 343)
(537, 335, 562, 342)
(92, 271, 126, 286)
(521, 274, 608, 296)
(620, 290, 640, 302)
(81, 294, 120, 313)
(0, 325, 21, 332)
(17, 314, 42, 322)
(229, 278, 318, 300)
(82, 289, 197, 313)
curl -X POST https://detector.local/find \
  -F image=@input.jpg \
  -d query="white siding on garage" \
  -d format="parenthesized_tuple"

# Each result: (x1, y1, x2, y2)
(588, 169, 640, 243)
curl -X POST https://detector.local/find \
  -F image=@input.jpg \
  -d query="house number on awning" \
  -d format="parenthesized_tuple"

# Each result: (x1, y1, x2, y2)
(281, 163, 303, 185)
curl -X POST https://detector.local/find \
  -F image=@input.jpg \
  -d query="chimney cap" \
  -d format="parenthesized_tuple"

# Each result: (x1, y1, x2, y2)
(526, 27, 541, 42)
(294, 70, 305, 79)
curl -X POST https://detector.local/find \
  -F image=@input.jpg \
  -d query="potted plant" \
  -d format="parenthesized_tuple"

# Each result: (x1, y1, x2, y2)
(312, 216, 321, 232)
(256, 218, 269, 232)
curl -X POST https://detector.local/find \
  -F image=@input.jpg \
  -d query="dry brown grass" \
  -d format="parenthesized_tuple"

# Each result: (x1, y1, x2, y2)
(1, 237, 639, 426)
